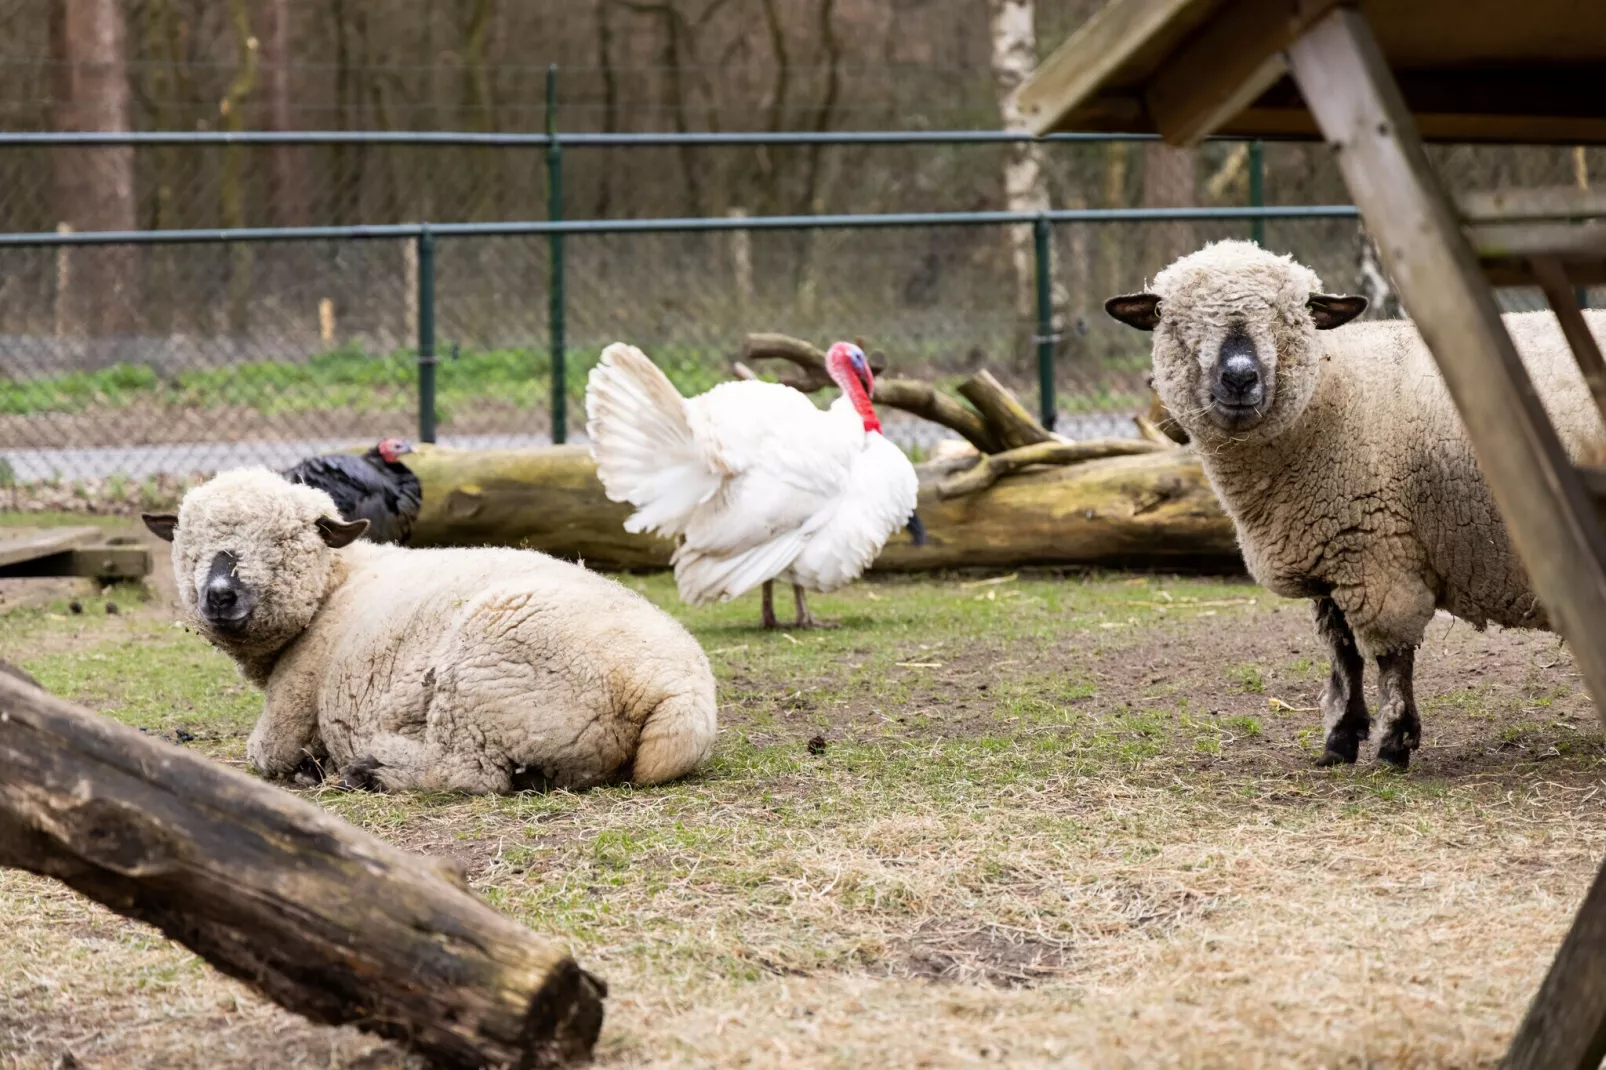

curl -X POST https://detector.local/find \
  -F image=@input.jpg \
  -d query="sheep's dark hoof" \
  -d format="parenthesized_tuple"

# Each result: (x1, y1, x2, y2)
(509, 763, 555, 793)
(335, 756, 386, 792)
(291, 754, 326, 787)
(1316, 731, 1363, 767)
(1376, 738, 1413, 769)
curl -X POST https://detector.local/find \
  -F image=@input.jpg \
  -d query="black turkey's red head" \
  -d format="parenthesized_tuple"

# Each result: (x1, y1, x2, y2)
(375, 438, 414, 465)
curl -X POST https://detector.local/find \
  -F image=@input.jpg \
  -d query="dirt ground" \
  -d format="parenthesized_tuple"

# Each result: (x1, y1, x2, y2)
(2, 516, 1602, 1069)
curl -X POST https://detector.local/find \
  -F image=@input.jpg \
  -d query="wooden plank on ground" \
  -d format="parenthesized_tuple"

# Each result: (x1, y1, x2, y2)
(0, 527, 101, 569)
(0, 546, 151, 581)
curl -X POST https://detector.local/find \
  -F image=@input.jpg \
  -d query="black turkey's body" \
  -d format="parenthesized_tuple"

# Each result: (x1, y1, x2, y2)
(281, 450, 422, 545)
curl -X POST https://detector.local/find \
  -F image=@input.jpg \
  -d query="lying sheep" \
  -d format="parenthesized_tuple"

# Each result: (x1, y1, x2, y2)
(1107, 239, 1605, 769)
(143, 467, 717, 792)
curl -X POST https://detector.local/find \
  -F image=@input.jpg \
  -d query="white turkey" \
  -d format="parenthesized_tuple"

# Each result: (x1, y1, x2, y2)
(585, 340, 922, 628)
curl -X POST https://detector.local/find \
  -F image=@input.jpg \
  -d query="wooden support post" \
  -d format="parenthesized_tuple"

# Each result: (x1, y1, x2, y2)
(1287, 8, 1606, 723)
(1532, 256, 1606, 427)
(1284, 10, 1606, 1070)
(0, 674, 606, 1069)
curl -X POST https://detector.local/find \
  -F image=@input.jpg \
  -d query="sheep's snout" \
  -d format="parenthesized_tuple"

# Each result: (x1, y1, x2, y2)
(200, 550, 256, 634)
(1209, 330, 1267, 426)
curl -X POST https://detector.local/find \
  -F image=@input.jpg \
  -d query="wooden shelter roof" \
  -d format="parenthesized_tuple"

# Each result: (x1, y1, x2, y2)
(1017, 0, 1606, 145)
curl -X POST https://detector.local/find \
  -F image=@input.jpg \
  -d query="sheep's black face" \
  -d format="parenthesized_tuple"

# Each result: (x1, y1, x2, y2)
(199, 550, 257, 635)
(1210, 327, 1268, 430)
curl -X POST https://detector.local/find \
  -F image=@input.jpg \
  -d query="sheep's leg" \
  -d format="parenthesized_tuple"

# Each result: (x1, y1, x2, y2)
(760, 581, 781, 629)
(1313, 596, 1370, 766)
(793, 585, 839, 629)
(1373, 648, 1421, 769)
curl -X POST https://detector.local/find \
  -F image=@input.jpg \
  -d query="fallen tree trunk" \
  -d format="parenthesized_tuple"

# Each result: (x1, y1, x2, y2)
(407, 445, 1242, 573)
(0, 674, 606, 1070)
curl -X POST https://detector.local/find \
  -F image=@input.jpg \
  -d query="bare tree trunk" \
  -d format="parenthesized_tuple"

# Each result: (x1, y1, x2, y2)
(460, 0, 498, 220)
(221, 0, 258, 334)
(50, 0, 138, 341)
(1142, 143, 1196, 270)
(1099, 141, 1130, 297)
(260, 0, 309, 227)
(594, 0, 619, 217)
(988, 0, 1060, 367)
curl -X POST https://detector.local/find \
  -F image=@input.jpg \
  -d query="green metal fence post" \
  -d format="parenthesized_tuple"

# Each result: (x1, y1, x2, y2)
(546, 63, 567, 445)
(1033, 214, 1056, 431)
(416, 226, 437, 444)
(1249, 139, 1265, 246)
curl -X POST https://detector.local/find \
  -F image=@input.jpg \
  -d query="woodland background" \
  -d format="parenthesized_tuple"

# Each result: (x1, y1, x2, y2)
(0, 0, 1597, 474)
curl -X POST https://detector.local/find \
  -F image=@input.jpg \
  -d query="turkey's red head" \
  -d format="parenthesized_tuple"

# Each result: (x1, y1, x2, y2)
(825, 341, 881, 434)
(376, 438, 414, 465)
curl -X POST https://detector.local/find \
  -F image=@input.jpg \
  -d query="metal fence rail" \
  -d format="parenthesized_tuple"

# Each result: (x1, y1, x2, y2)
(0, 204, 1361, 465)
(15, 122, 1554, 489)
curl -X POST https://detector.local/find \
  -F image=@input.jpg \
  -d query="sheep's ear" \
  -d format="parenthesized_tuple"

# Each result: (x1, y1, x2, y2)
(142, 513, 178, 542)
(1307, 293, 1368, 329)
(315, 516, 369, 548)
(1105, 293, 1162, 331)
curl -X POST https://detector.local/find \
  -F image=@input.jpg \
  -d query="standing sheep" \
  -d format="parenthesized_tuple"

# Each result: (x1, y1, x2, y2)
(1107, 240, 1605, 769)
(143, 467, 717, 793)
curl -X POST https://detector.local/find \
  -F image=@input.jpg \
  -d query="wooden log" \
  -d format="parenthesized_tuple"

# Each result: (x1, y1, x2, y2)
(406, 445, 1241, 573)
(954, 369, 1059, 450)
(935, 438, 1169, 499)
(877, 448, 1239, 572)
(0, 674, 606, 1070)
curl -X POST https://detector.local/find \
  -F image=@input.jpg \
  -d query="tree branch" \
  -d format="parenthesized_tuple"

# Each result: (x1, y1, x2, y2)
(936, 439, 1167, 499)
(955, 370, 1059, 450)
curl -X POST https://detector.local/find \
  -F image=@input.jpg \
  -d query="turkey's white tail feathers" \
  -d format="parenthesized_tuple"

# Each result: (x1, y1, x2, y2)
(632, 684, 718, 785)
(673, 529, 808, 605)
(586, 343, 721, 537)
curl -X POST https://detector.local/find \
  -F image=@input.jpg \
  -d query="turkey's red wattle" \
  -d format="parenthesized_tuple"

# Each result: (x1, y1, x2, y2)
(826, 345, 882, 435)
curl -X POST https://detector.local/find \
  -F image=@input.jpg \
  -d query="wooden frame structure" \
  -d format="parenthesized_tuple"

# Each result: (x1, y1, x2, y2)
(0, 526, 150, 584)
(1015, 2, 1606, 1067)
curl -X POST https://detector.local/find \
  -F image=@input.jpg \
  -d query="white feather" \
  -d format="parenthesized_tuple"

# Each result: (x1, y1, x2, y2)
(584, 343, 920, 605)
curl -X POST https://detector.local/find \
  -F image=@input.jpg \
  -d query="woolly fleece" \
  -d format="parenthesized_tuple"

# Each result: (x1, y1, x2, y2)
(168, 466, 718, 792)
(1136, 240, 1605, 761)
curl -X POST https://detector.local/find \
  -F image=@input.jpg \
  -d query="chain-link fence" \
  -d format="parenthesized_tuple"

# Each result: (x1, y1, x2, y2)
(0, 131, 1594, 494)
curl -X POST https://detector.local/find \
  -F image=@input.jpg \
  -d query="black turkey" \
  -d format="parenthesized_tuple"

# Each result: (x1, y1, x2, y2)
(281, 437, 423, 545)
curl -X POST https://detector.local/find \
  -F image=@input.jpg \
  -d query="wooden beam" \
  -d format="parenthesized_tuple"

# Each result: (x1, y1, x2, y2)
(1288, 8, 1606, 726)
(0, 527, 101, 569)
(1284, 11, 1606, 1068)
(1459, 187, 1606, 224)
(0, 673, 606, 1069)
(1500, 855, 1606, 1069)
(1531, 257, 1606, 430)
(0, 546, 151, 582)
(1471, 223, 1606, 286)
(1014, 0, 1201, 137)
(1144, 0, 1337, 147)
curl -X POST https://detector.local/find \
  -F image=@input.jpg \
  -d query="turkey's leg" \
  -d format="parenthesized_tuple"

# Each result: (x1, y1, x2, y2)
(793, 585, 839, 629)
(760, 581, 780, 629)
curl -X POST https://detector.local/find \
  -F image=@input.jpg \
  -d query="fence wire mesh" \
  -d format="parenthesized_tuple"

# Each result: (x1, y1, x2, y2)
(0, 136, 1599, 497)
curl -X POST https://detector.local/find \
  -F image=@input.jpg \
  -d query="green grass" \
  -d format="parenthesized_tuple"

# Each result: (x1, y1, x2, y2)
(5, 562, 1606, 1068)
(0, 341, 1152, 421)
